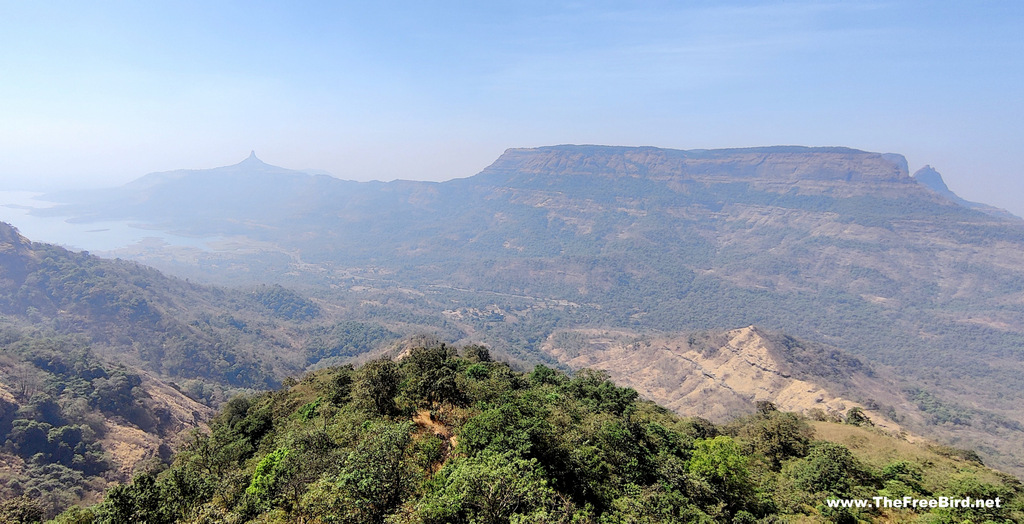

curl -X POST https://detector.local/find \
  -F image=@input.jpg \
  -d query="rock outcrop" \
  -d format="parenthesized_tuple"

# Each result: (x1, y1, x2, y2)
(913, 165, 1020, 220)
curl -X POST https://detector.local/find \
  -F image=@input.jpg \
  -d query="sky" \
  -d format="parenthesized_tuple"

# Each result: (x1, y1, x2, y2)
(1, 1, 1023, 215)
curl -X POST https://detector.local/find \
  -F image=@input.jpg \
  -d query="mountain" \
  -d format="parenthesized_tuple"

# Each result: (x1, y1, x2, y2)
(912, 165, 1019, 220)
(0, 220, 440, 393)
(0, 221, 418, 516)
(542, 326, 905, 430)
(39, 348, 1024, 523)
(0, 225, 216, 513)
(28, 145, 1024, 476)
(0, 332, 213, 517)
(539, 325, 1024, 477)
(0, 221, 300, 391)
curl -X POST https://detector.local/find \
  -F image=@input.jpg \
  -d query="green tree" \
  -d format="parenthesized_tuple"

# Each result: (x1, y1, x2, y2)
(325, 364, 354, 405)
(785, 441, 871, 498)
(49, 506, 97, 524)
(93, 473, 168, 524)
(686, 436, 753, 514)
(244, 447, 292, 511)
(354, 358, 401, 416)
(418, 450, 560, 524)
(737, 411, 813, 470)
(0, 495, 45, 524)
(564, 369, 638, 416)
(529, 364, 566, 387)
(458, 398, 555, 459)
(462, 344, 492, 363)
(301, 421, 415, 523)
(931, 473, 1016, 523)
(157, 466, 216, 522)
(844, 407, 873, 427)
(601, 484, 713, 524)
(402, 345, 462, 407)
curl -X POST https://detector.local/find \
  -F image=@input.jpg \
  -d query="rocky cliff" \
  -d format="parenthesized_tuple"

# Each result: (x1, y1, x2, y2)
(479, 145, 924, 198)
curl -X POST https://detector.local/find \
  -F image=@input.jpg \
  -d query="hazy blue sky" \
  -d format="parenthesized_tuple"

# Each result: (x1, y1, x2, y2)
(2, 1, 1023, 214)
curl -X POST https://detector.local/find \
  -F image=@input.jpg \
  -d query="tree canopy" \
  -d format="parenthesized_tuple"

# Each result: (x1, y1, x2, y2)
(39, 346, 1023, 524)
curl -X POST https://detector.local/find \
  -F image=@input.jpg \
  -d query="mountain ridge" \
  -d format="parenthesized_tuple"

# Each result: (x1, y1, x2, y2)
(543, 326, 923, 438)
(13, 144, 1024, 477)
(481, 145, 912, 184)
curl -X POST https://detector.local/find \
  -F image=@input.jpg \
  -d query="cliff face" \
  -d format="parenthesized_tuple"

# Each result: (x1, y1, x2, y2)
(479, 145, 919, 197)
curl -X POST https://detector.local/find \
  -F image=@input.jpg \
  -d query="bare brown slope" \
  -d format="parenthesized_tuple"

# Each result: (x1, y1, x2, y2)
(98, 373, 214, 479)
(543, 326, 915, 434)
(542, 325, 1024, 476)
(0, 369, 212, 508)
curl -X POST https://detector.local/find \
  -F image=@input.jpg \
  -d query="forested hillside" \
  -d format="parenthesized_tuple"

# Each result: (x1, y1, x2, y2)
(0, 221, 418, 397)
(33, 346, 1024, 524)
(0, 222, 414, 515)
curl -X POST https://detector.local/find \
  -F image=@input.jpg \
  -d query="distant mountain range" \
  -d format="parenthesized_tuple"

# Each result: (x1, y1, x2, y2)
(21, 144, 1024, 477)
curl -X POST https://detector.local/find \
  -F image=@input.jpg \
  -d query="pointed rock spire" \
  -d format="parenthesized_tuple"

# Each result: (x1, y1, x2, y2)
(236, 150, 268, 168)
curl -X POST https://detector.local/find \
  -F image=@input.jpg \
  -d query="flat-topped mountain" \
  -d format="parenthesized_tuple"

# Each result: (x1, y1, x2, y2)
(39, 145, 1008, 259)
(481, 145, 912, 187)
(26, 145, 1024, 475)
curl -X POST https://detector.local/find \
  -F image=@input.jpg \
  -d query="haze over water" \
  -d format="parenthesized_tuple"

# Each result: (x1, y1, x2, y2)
(0, 191, 215, 253)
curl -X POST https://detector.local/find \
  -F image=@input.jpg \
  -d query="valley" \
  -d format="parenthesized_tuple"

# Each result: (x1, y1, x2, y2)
(3, 144, 1024, 519)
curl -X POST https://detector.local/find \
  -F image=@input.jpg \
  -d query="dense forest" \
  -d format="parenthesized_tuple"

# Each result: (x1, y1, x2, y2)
(0, 330, 157, 514)
(16, 345, 1020, 524)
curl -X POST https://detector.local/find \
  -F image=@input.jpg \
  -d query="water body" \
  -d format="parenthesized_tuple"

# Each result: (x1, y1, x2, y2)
(0, 191, 216, 253)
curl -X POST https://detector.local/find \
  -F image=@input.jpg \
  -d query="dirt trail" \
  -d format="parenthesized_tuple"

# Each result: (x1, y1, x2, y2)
(413, 409, 457, 448)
